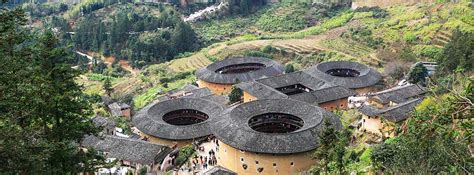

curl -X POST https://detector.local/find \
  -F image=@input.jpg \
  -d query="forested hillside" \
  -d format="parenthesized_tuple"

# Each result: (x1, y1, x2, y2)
(1, 0, 473, 174)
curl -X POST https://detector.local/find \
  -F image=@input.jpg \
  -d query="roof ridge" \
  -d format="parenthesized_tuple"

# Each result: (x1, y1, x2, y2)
(380, 98, 422, 113)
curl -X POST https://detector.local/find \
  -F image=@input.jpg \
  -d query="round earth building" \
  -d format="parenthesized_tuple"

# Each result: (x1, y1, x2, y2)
(133, 98, 224, 148)
(211, 99, 342, 175)
(304, 61, 382, 94)
(196, 57, 284, 95)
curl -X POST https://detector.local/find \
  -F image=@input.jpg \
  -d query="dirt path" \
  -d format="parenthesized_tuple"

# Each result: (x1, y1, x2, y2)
(86, 51, 139, 76)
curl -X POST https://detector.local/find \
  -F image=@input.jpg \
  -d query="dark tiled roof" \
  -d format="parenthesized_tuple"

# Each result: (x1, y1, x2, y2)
(133, 98, 225, 140)
(290, 86, 356, 105)
(358, 105, 381, 117)
(212, 99, 342, 154)
(165, 84, 200, 97)
(81, 135, 172, 165)
(358, 98, 422, 122)
(91, 116, 116, 128)
(304, 61, 382, 89)
(199, 95, 230, 105)
(108, 103, 123, 117)
(256, 71, 333, 90)
(203, 166, 237, 175)
(196, 57, 284, 84)
(369, 84, 427, 104)
(236, 71, 356, 104)
(235, 81, 288, 100)
(157, 86, 228, 105)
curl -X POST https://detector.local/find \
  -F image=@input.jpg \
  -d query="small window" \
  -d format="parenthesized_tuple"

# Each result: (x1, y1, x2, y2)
(255, 161, 259, 164)
(290, 162, 294, 166)
(241, 158, 244, 162)
(273, 163, 277, 167)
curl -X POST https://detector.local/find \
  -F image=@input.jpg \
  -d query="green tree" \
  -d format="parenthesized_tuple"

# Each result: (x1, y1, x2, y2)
(371, 77, 473, 173)
(239, 0, 249, 16)
(311, 119, 349, 174)
(407, 63, 428, 85)
(103, 77, 113, 97)
(437, 29, 473, 73)
(285, 63, 295, 73)
(228, 86, 243, 104)
(0, 6, 106, 173)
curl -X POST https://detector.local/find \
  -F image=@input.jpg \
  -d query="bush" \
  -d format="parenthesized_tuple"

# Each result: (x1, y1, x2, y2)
(355, 6, 388, 18)
(261, 45, 277, 53)
(243, 50, 273, 59)
(404, 32, 417, 43)
(175, 145, 195, 167)
(228, 87, 243, 104)
(284, 63, 296, 73)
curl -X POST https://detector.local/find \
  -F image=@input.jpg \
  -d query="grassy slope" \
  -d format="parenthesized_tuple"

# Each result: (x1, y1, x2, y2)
(79, 2, 473, 110)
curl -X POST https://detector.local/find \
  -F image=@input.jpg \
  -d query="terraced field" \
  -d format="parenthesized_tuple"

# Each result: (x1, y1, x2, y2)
(168, 53, 212, 72)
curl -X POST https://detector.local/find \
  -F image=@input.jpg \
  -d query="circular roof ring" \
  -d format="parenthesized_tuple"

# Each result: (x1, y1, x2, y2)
(304, 61, 382, 89)
(133, 98, 225, 140)
(196, 57, 284, 84)
(212, 99, 342, 154)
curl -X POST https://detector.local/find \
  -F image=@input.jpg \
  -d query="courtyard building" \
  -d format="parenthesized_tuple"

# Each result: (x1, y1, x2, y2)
(236, 71, 356, 111)
(133, 98, 225, 148)
(304, 61, 382, 94)
(196, 56, 284, 95)
(211, 99, 342, 175)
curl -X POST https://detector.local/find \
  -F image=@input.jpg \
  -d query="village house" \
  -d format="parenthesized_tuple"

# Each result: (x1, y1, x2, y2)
(81, 135, 172, 174)
(108, 102, 132, 120)
(358, 98, 422, 137)
(367, 84, 427, 108)
(91, 116, 116, 135)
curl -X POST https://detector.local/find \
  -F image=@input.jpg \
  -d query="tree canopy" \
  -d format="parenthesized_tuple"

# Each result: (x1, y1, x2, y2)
(0, 5, 106, 173)
(371, 77, 473, 174)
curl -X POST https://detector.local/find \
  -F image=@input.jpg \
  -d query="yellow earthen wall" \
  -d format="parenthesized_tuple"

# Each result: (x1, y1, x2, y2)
(360, 115, 383, 135)
(139, 132, 192, 148)
(217, 142, 316, 175)
(243, 91, 258, 103)
(319, 98, 349, 111)
(354, 86, 377, 94)
(197, 80, 233, 95)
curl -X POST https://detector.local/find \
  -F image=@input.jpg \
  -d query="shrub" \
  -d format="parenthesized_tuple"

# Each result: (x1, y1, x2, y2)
(404, 32, 417, 43)
(355, 7, 388, 18)
(175, 145, 195, 167)
(261, 45, 276, 53)
(243, 50, 273, 59)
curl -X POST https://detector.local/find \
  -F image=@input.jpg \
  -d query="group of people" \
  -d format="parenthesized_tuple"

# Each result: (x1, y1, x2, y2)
(191, 151, 218, 171)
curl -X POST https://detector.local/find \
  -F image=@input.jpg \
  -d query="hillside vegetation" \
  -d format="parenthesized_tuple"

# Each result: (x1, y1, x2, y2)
(71, 1, 473, 110)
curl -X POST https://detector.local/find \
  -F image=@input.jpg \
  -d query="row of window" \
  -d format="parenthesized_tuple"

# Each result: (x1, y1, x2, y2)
(240, 157, 295, 167)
